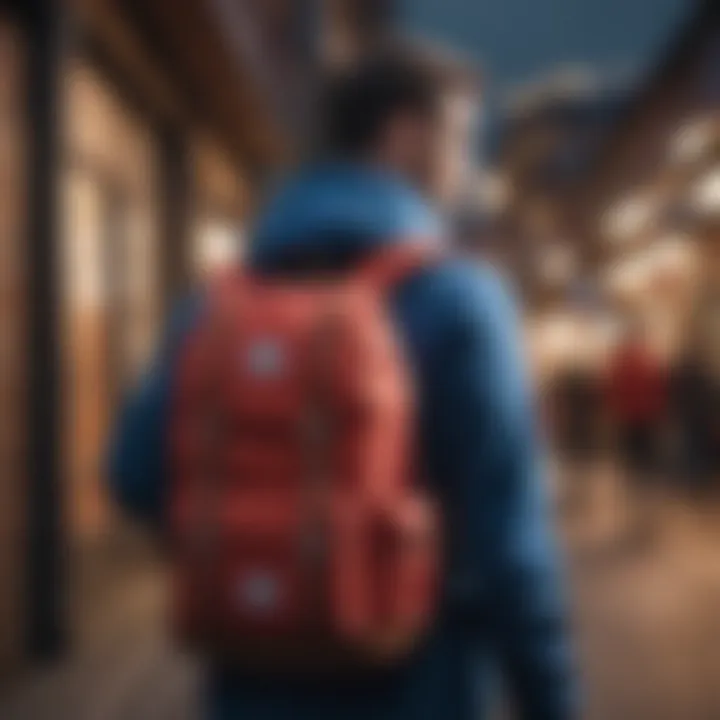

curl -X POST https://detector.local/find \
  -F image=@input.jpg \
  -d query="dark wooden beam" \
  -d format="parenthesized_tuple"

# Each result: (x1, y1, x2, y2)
(123, 0, 286, 174)
(23, 0, 66, 661)
(159, 127, 193, 310)
(67, 0, 184, 125)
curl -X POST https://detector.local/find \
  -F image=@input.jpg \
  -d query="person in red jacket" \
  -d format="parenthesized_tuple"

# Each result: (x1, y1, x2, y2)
(605, 322, 667, 548)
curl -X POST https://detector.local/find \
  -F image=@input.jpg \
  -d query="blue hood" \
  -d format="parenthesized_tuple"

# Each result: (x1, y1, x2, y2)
(249, 164, 444, 267)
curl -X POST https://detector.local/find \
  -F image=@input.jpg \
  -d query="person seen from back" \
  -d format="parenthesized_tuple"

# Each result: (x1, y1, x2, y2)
(109, 42, 576, 720)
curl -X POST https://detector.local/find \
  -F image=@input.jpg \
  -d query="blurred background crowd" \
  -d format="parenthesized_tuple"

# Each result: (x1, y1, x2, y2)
(0, 0, 717, 718)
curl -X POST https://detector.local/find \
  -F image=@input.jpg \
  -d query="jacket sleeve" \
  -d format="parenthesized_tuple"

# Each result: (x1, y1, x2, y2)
(107, 295, 203, 525)
(425, 266, 576, 720)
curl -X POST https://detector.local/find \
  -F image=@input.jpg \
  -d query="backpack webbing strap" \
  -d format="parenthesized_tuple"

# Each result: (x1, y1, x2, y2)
(355, 242, 441, 294)
(194, 271, 244, 645)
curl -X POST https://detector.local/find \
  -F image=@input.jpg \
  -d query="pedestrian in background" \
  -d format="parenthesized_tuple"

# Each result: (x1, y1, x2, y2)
(554, 363, 602, 515)
(668, 336, 718, 493)
(605, 322, 667, 549)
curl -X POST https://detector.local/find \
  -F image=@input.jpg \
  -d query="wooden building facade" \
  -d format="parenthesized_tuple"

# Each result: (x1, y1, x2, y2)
(0, 0, 338, 676)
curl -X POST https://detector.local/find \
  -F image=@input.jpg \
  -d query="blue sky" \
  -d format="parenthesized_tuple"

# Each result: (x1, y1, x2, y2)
(399, 0, 693, 101)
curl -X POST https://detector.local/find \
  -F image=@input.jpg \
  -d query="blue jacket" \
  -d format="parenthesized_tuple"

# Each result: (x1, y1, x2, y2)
(109, 164, 575, 720)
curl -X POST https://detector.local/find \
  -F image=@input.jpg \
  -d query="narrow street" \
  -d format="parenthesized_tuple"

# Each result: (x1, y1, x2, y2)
(1, 1, 716, 717)
(2, 469, 720, 720)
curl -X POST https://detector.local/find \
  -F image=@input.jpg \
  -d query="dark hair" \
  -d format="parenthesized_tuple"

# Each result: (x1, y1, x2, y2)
(321, 41, 478, 156)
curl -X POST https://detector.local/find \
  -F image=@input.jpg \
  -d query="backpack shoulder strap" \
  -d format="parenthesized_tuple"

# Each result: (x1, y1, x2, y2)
(206, 266, 246, 313)
(355, 242, 441, 294)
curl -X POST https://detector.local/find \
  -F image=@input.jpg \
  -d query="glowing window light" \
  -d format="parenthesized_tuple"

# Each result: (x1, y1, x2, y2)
(690, 167, 720, 214)
(604, 233, 697, 298)
(603, 252, 654, 295)
(539, 243, 575, 284)
(652, 233, 695, 271)
(669, 117, 716, 163)
(532, 314, 580, 359)
(602, 194, 656, 242)
(473, 170, 510, 212)
(193, 220, 242, 278)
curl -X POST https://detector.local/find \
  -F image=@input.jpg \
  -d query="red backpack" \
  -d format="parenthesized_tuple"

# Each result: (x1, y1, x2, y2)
(169, 246, 441, 671)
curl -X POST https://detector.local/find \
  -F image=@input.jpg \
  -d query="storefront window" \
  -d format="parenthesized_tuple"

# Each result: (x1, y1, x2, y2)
(61, 61, 160, 543)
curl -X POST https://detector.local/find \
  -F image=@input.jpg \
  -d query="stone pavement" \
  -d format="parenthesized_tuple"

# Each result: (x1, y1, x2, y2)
(0, 538, 201, 720)
(2, 468, 720, 719)
(560, 467, 720, 720)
